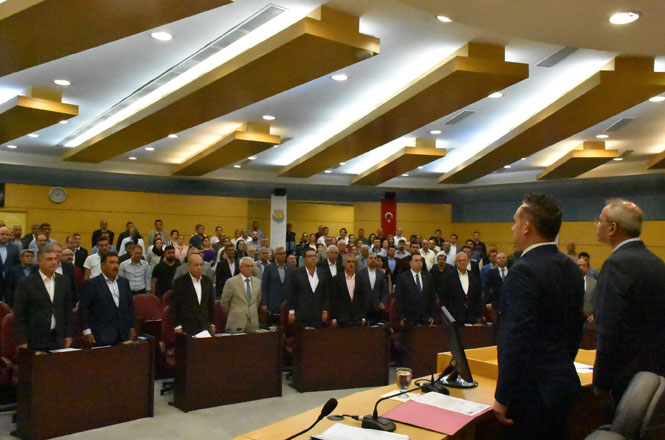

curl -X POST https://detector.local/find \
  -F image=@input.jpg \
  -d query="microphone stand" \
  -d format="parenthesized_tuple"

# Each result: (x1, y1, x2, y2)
(399, 330, 449, 395)
(285, 398, 337, 440)
(362, 384, 425, 432)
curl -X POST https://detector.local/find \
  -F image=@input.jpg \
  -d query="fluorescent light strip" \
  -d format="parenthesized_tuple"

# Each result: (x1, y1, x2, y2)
(61, 4, 299, 148)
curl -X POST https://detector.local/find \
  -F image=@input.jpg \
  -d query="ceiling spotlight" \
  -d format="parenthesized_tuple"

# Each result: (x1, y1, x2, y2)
(150, 31, 172, 41)
(59, 120, 68, 124)
(331, 74, 348, 81)
(262, 115, 276, 121)
(27, 133, 39, 138)
(53, 79, 71, 86)
(128, 156, 137, 160)
(233, 164, 241, 168)
(248, 156, 257, 160)
(145, 147, 155, 151)
(324, 170, 332, 174)
(504, 165, 512, 169)
(429, 129, 442, 135)
(417, 166, 424, 169)
(596, 134, 609, 139)
(339, 162, 346, 166)
(609, 11, 640, 25)
(649, 96, 665, 103)
(488, 92, 503, 99)
(168, 134, 179, 138)
(401, 173, 409, 177)
(6, 145, 17, 149)
(436, 15, 453, 23)
(520, 157, 527, 160)
(613, 157, 624, 161)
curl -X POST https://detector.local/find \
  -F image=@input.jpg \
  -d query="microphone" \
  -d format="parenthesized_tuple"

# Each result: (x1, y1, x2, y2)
(284, 398, 337, 440)
(362, 384, 425, 431)
(399, 340, 449, 395)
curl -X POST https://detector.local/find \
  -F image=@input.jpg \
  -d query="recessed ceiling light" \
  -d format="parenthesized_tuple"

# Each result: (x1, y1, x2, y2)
(339, 162, 346, 166)
(145, 147, 155, 151)
(609, 11, 640, 25)
(27, 133, 39, 138)
(488, 92, 503, 99)
(262, 115, 275, 121)
(613, 157, 623, 161)
(59, 120, 68, 124)
(504, 165, 512, 169)
(417, 166, 424, 170)
(401, 173, 409, 177)
(128, 156, 137, 160)
(596, 134, 609, 139)
(248, 156, 257, 160)
(331, 74, 348, 81)
(649, 96, 665, 103)
(168, 134, 179, 138)
(150, 31, 172, 41)
(520, 157, 527, 160)
(6, 145, 17, 149)
(233, 164, 241, 168)
(324, 170, 332, 174)
(53, 79, 71, 86)
(272, 145, 279, 148)
(429, 130, 442, 135)
(436, 15, 453, 23)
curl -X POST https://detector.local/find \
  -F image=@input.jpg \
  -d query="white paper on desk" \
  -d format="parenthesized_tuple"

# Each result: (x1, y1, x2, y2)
(380, 389, 413, 402)
(312, 423, 410, 440)
(49, 348, 81, 353)
(193, 330, 212, 338)
(574, 362, 593, 372)
(219, 332, 245, 336)
(412, 392, 490, 417)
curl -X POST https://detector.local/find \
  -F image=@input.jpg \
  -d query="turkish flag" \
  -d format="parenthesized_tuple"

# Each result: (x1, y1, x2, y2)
(381, 197, 397, 236)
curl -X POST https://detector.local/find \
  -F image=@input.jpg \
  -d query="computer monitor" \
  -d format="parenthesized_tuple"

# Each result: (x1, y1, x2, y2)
(438, 306, 478, 388)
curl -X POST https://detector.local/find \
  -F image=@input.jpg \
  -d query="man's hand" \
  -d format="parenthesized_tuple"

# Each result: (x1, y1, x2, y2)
(209, 325, 216, 335)
(587, 314, 595, 324)
(260, 306, 268, 313)
(379, 303, 386, 311)
(16, 343, 28, 352)
(322, 311, 329, 322)
(428, 317, 434, 325)
(86, 333, 96, 345)
(174, 328, 184, 334)
(129, 327, 137, 341)
(331, 319, 338, 328)
(288, 312, 295, 325)
(492, 400, 514, 426)
(64, 338, 72, 348)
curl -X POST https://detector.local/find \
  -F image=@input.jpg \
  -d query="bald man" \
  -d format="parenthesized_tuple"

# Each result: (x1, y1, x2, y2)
(171, 254, 215, 336)
(440, 252, 483, 324)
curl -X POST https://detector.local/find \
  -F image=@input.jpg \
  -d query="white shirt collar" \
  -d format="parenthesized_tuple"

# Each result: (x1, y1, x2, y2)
(189, 273, 202, 284)
(39, 270, 55, 282)
(520, 241, 557, 257)
(613, 237, 642, 253)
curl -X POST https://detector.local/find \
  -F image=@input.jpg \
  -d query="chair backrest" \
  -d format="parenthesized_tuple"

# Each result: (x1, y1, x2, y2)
(387, 292, 400, 332)
(611, 371, 665, 440)
(0, 302, 11, 342)
(214, 300, 227, 332)
(161, 290, 173, 307)
(161, 305, 175, 350)
(1, 313, 14, 359)
(134, 294, 163, 320)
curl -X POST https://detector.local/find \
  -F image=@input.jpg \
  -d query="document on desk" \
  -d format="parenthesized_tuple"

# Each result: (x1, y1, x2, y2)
(382, 393, 491, 435)
(49, 348, 81, 353)
(311, 423, 410, 439)
(193, 330, 212, 338)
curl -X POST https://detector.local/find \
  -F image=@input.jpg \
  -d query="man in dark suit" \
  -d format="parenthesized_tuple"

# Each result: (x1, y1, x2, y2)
(286, 248, 330, 328)
(172, 254, 215, 336)
(260, 247, 291, 321)
(91, 219, 114, 249)
(440, 252, 483, 324)
(356, 253, 389, 323)
(215, 243, 240, 298)
(66, 234, 88, 269)
(395, 254, 435, 326)
(316, 244, 343, 280)
(493, 194, 585, 439)
(8, 249, 35, 307)
(430, 251, 453, 300)
(14, 245, 73, 351)
(21, 223, 39, 251)
(484, 252, 508, 313)
(79, 252, 136, 345)
(329, 254, 366, 327)
(31, 242, 79, 306)
(593, 199, 665, 405)
(0, 226, 20, 302)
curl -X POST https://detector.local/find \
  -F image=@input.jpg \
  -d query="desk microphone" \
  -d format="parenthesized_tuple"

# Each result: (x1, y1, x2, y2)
(362, 384, 425, 431)
(284, 398, 337, 440)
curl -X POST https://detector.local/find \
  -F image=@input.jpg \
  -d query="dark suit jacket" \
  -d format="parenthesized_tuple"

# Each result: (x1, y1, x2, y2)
(430, 264, 454, 300)
(395, 255, 429, 277)
(260, 262, 291, 315)
(593, 240, 665, 399)
(469, 260, 480, 276)
(171, 274, 215, 335)
(440, 268, 483, 324)
(21, 234, 35, 251)
(31, 262, 78, 306)
(91, 229, 114, 248)
(0, 242, 20, 300)
(74, 248, 88, 269)
(329, 271, 366, 326)
(495, 244, 584, 415)
(13, 272, 73, 350)
(79, 274, 135, 345)
(8, 264, 33, 307)
(215, 258, 240, 298)
(395, 270, 435, 325)
(385, 257, 399, 286)
(316, 258, 344, 281)
(286, 266, 329, 327)
(484, 267, 507, 311)
(356, 267, 389, 323)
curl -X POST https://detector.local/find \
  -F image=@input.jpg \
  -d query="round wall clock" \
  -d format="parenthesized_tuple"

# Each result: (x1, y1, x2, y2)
(48, 187, 67, 204)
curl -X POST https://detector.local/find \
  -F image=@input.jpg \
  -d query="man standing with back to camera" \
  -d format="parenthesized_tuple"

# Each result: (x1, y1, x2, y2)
(493, 193, 585, 439)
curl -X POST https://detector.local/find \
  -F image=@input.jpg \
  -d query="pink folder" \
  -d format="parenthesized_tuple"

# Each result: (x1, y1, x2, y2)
(381, 400, 492, 435)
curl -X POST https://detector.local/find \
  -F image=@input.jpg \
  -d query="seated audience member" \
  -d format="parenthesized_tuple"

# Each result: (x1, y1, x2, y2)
(216, 243, 240, 298)
(261, 247, 291, 321)
(253, 246, 271, 278)
(118, 227, 145, 257)
(330, 254, 366, 327)
(147, 237, 164, 267)
(91, 220, 114, 249)
(357, 253, 389, 323)
(317, 244, 343, 280)
(286, 254, 298, 268)
(485, 252, 508, 314)
(577, 257, 596, 323)
(441, 252, 483, 324)
(171, 254, 215, 336)
(14, 245, 73, 351)
(286, 248, 330, 328)
(395, 254, 435, 326)
(83, 236, 111, 280)
(119, 246, 152, 295)
(79, 252, 136, 346)
(480, 249, 498, 288)
(175, 247, 214, 281)
(221, 257, 261, 332)
(201, 236, 216, 265)
(8, 249, 35, 307)
(151, 245, 180, 298)
(577, 251, 599, 280)
(189, 224, 206, 249)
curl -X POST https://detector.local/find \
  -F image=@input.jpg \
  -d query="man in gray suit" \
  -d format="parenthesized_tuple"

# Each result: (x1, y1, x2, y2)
(577, 257, 596, 323)
(221, 256, 261, 332)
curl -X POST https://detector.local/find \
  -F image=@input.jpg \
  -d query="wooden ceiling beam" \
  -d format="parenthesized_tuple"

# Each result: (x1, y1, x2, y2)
(537, 141, 618, 180)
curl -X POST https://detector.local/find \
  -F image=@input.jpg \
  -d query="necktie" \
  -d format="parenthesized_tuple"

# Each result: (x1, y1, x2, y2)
(415, 273, 422, 294)
(501, 268, 506, 281)
(245, 278, 252, 302)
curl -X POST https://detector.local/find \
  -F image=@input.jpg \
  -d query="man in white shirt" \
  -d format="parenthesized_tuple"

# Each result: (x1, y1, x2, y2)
(393, 228, 406, 247)
(119, 246, 152, 295)
(447, 234, 459, 264)
(83, 236, 111, 279)
(172, 254, 215, 335)
(420, 239, 436, 269)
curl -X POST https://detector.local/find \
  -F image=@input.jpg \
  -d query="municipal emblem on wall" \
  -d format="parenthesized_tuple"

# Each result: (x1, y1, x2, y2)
(272, 209, 285, 223)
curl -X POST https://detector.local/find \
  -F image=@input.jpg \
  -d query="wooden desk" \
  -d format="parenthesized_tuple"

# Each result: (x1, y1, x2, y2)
(400, 325, 497, 377)
(16, 340, 154, 440)
(173, 330, 281, 412)
(292, 326, 390, 392)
